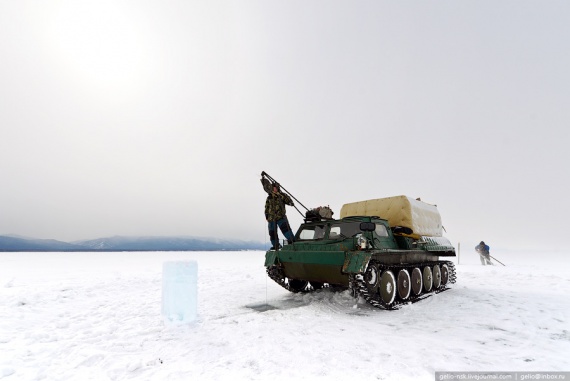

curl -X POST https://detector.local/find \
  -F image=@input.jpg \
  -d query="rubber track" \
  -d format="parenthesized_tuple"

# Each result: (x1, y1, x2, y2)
(353, 260, 457, 310)
(266, 260, 457, 309)
(266, 265, 298, 293)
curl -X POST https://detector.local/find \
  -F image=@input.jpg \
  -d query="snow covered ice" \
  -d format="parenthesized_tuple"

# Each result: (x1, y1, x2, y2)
(0, 250, 569, 380)
(161, 261, 197, 323)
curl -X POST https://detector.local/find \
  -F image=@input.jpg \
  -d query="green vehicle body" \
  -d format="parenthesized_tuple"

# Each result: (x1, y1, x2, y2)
(264, 215, 456, 308)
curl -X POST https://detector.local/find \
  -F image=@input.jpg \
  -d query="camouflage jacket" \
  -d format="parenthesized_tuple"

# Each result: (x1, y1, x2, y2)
(265, 192, 294, 221)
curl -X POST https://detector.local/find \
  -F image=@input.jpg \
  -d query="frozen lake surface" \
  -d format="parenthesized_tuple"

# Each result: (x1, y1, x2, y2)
(1, 250, 569, 380)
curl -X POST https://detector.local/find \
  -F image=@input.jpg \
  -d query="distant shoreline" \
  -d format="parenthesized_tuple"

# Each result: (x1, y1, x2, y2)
(0, 235, 267, 252)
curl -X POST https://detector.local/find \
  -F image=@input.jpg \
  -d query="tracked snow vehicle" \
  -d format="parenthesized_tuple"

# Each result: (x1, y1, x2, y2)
(264, 194, 457, 310)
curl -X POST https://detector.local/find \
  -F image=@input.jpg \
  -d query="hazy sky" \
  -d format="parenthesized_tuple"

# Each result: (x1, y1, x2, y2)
(1, 1, 569, 251)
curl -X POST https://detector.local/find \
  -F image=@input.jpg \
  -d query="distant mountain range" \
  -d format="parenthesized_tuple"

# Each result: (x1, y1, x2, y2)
(0, 235, 267, 252)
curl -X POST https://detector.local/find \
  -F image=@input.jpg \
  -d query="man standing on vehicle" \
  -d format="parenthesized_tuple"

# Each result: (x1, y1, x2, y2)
(265, 183, 295, 250)
(475, 241, 493, 265)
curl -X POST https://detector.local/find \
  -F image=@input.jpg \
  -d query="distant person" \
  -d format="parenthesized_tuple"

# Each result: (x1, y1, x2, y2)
(265, 183, 295, 250)
(475, 241, 493, 265)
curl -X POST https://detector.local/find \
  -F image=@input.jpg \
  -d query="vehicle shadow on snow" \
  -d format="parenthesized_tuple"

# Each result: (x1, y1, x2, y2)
(244, 286, 483, 315)
(244, 288, 376, 315)
(245, 298, 310, 312)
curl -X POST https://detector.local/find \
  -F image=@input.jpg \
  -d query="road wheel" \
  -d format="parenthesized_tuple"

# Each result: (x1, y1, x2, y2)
(288, 279, 308, 293)
(397, 269, 411, 300)
(423, 266, 433, 292)
(364, 263, 380, 293)
(310, 281, 324, 290)
(379, 270, 396, 305)
(433, 265, 442, 289)
(411, 267, 423, 296)
(441, 264, 449, 285)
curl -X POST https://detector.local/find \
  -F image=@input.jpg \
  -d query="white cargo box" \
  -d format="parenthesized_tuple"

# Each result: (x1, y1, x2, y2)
(339, 195, 443, 238)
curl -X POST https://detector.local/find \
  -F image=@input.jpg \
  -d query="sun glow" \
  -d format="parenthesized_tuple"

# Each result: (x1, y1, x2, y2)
(47, 1, 154, 100)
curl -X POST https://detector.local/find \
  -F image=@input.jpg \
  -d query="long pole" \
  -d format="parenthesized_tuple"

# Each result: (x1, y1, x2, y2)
(490, 255, 506, 266)
(261, 171, 310, 212)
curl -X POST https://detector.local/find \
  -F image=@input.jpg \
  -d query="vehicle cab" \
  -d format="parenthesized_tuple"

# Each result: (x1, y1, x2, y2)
(293, 216, 399, 250)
